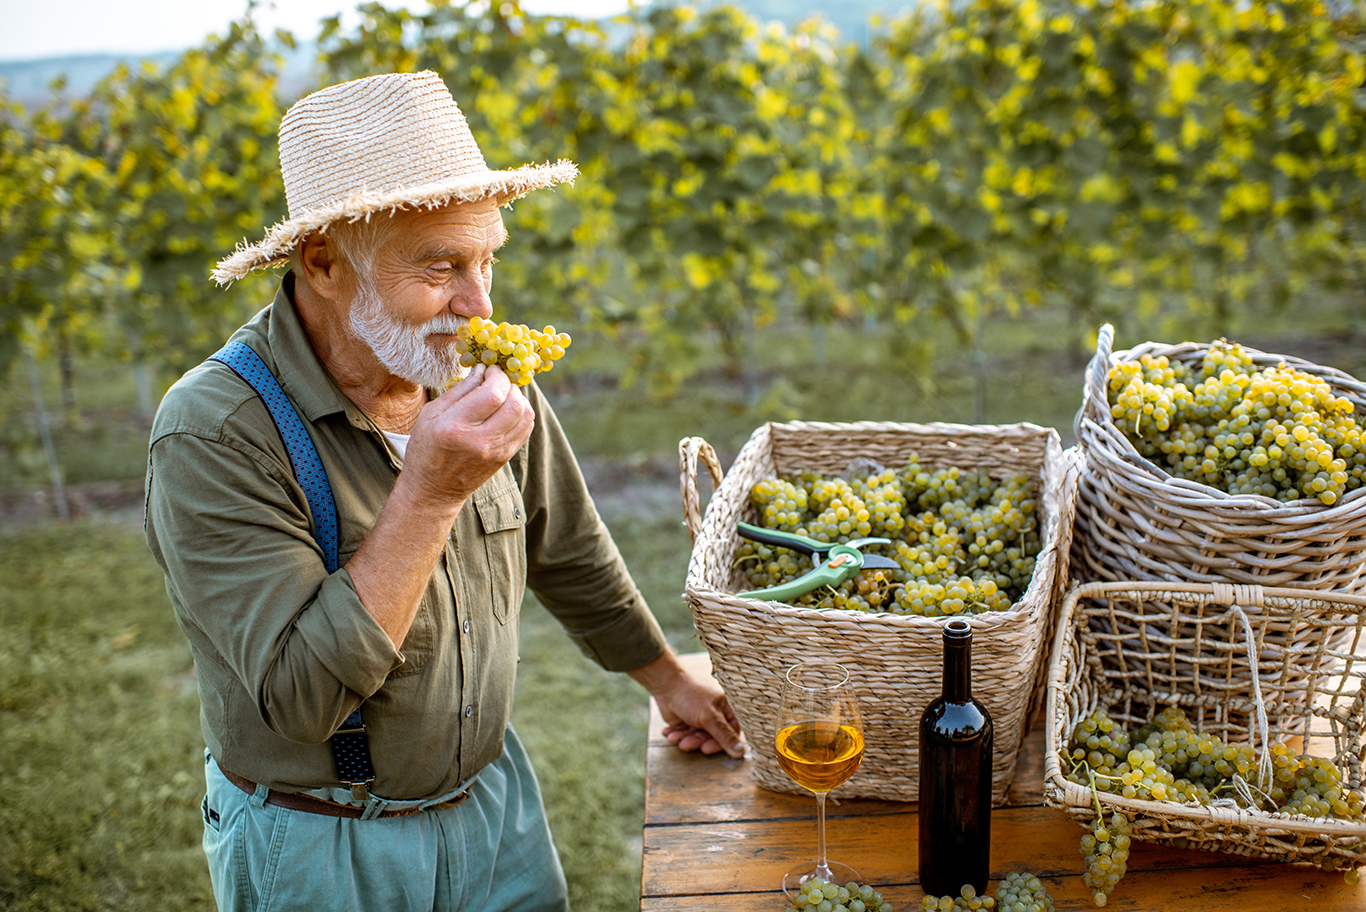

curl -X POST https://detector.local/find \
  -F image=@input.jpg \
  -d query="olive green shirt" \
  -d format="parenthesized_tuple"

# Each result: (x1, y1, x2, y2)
(145, 277, 668, 800)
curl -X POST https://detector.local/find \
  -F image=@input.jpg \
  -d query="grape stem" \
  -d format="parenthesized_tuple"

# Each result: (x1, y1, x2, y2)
(1087, 767, 1106, 821)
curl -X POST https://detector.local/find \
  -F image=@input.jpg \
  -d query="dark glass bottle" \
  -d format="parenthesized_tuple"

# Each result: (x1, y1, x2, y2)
(918, 617, 993, 897)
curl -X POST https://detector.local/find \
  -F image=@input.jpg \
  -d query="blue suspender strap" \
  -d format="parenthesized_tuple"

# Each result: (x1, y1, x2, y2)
(209, 341, 340, 572)
(208, 340, 377, 796)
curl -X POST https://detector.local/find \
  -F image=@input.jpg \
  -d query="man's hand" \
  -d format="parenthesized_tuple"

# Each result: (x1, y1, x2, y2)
(629, 650, 745, 758)
(348, 364, 534, 648)
(400, 363, 536, 506)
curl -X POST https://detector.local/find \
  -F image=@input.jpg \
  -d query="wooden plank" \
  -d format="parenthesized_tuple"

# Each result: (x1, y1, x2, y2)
(642, 805, 1274, 899)
(641, 863, 1365, 911)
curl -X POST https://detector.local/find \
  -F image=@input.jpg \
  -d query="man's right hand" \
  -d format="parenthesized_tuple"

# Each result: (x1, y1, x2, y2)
(400, 363, 536, 507)
(347, 363, 535, 649)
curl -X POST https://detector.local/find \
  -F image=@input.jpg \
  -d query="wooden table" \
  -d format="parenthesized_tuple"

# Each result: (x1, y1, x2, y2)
(641, 653, 1366, 911)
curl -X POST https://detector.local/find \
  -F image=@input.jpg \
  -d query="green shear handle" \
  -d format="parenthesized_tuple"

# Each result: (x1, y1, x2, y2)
(735, 521, 899, 602)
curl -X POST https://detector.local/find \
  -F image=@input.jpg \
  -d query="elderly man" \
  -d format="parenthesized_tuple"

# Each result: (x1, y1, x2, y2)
(145, 71, 742, 912)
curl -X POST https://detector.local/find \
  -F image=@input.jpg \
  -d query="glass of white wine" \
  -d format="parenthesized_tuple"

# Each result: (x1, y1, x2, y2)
(775, 661, 865, 896)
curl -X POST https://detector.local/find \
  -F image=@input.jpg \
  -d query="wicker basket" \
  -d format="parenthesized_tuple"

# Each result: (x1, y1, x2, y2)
(1072, 323, 1366, 592)
(1043, 580, 1366, 869)
(678, 420, 1076, 804)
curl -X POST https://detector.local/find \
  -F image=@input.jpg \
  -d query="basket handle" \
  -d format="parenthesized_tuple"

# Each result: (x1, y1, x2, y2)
(1209, 583, 1274, 802)
(679, 436, 725, 546)
(1075, 322, 1115, 441)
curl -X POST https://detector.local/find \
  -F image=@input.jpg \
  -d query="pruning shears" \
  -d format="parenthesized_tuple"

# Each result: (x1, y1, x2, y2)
(735, 521, 900, 602)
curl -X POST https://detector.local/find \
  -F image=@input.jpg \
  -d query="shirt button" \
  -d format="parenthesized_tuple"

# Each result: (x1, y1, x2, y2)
(465, 705, 474, 718)
(462, 619, 471, 633)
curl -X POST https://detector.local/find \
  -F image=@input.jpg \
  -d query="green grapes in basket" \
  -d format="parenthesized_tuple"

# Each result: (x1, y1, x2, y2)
(737, 454, 1041, 617)
(1107, 339, 1365, 505)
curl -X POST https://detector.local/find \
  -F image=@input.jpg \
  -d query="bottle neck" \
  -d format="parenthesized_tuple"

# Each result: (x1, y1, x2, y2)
(942, 637, 971, 702)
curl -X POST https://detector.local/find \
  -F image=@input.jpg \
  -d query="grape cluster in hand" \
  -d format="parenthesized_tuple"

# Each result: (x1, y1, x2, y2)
(786, 877, 893, 912)
(1107, 339, 1365, 505)
(742, 454, 1041, 615)
(453, 316, 570, 387)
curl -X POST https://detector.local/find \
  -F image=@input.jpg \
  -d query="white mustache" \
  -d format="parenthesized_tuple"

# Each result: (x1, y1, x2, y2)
(422, 315, 470, 337)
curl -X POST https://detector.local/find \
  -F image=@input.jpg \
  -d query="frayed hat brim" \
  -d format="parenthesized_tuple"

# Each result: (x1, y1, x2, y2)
(211, 159, 577, 285)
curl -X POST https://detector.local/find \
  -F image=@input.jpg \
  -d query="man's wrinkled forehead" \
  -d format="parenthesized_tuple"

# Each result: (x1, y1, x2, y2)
(390, 201, 509, 259)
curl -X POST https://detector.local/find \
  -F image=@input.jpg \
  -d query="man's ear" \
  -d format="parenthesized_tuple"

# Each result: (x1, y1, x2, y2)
(297, 232, 350, 303)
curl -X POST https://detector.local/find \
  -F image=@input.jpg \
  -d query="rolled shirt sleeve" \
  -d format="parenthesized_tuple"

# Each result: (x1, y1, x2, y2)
(146, 401, 403, 745)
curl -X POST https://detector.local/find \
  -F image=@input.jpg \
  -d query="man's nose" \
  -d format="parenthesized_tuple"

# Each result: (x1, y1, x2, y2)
(451, 273, 493, 320)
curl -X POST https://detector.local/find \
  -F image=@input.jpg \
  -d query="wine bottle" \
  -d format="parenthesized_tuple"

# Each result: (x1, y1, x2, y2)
(918, 617, 993, 897)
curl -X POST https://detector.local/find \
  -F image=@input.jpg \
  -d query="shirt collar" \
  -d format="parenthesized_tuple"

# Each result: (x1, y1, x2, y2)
(262, 272, 372, 430)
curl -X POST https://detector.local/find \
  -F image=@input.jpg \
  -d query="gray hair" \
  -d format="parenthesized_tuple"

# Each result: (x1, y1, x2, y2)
(291, 212, 403, 289)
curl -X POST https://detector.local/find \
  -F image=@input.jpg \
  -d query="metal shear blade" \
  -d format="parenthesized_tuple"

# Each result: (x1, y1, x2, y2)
(734, 521, 899, 602)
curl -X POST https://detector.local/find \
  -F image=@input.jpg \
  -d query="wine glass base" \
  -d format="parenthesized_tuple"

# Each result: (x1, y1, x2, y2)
(782, 860, 863, 898)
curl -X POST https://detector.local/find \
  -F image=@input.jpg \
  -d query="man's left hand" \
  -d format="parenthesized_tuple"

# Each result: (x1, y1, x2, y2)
(629, 651, 745, 758)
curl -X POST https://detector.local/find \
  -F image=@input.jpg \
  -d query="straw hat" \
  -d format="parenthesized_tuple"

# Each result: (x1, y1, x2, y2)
(211, 70, 577, 285)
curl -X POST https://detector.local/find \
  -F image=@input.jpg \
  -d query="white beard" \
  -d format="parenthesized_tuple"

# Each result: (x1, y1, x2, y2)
(348, 281, 470, 388)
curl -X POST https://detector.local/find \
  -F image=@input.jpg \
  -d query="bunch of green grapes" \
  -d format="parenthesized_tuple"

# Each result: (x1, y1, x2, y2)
(1067, 710, 1132, 780)
(1268, 742, 1366, 819)
(1106, 340, 1366, 505)
(1066, 707, 1366, 818)
(751, 476, 808, 532)
(1079, 809, 1132, 907)
(1132, 708, 1255, 795)
(737, 454, 1041, 616)
(991, 872, 1055, 912)
(787, 877, 894, 912)
(921, 874, 1056, 912)
(919, 883, 997, 911)
(453, 316, 570, 387)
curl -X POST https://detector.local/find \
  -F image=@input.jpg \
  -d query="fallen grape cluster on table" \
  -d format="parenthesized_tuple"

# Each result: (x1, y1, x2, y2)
(784, 877, 892, 912)
(920, 872, 1055, 912)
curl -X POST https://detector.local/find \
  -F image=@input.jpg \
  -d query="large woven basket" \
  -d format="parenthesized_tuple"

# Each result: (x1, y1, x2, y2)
(1043, 580, 1366, 869)
(1073, 323, 1366, 592)
(679, 420, 1076, 804)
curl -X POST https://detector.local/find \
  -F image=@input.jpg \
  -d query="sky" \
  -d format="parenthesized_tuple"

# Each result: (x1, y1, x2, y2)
(0, 0, 633, 62)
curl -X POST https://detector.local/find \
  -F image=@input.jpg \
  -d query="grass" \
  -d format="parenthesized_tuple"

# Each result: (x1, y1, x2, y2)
(0, 524, 208, 911)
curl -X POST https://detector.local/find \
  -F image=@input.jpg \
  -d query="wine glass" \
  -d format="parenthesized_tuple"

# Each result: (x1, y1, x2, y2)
(775, 661, 865, 895)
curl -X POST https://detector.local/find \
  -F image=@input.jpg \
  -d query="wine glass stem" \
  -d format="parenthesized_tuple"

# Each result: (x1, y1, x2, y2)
(814, 791, 832, 880)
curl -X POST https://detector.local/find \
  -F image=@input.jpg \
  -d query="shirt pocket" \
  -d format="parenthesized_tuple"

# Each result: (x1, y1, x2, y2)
(473, 478, 528, 624)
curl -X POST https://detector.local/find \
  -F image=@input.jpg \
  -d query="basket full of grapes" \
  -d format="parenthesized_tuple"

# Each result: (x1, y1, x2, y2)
(1073, 323, 1366, 593)
(1043, 580, 1366, 887)
(679, 420, 1076, 804)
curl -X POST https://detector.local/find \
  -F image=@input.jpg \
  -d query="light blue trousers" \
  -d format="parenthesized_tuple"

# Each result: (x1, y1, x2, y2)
(201, 727, 569, 912)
